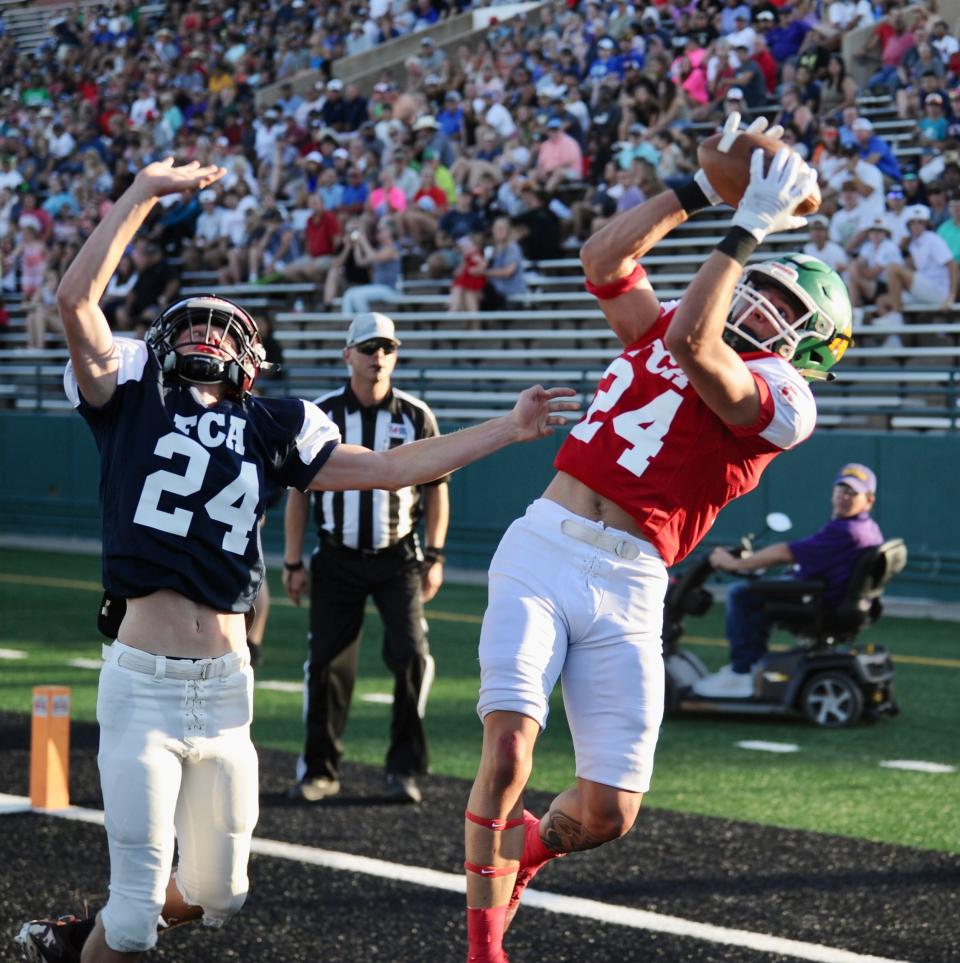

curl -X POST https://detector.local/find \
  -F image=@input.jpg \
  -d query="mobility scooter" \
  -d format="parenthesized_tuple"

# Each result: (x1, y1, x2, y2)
(662, 514, 906, 728)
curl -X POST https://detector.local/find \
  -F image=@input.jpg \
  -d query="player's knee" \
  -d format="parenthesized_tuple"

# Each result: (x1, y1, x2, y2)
(199, 887, 248, 927)
(485, 728, 534, 792)
(581, 794, 642, 843)
(180, 875, 248, 928)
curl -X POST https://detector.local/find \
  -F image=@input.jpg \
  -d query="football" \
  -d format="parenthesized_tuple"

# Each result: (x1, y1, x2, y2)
(697, 131, 821, 216)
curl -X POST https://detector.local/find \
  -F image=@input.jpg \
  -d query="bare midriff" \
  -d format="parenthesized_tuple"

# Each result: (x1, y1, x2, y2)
(118, 589, 247, 658)
(542, 471, 648, 542)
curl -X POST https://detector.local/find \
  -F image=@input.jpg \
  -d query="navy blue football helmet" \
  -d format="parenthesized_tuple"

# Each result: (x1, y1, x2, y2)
(146, 295, 266, 397)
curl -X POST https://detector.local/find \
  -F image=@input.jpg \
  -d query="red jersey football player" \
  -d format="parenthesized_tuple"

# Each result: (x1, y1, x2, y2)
(462, 117, 854, 962)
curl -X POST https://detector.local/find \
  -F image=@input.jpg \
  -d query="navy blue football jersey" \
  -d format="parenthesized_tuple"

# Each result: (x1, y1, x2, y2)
(64, 338, 340, 612)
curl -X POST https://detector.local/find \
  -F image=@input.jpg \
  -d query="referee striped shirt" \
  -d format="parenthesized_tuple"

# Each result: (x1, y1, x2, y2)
(311, 383, 446, 550)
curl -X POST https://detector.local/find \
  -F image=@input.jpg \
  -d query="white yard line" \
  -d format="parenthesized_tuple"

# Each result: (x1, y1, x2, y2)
(255, 681, 393, 704)
(67, 658, 104, 670)
(880, 760, 956, 774)
(254, 680, 303, 693)
(359, 693, 393, 704)
(736, 740, 800, 753)
(0, 793, 913, 963)
(0, 648, 27, 659)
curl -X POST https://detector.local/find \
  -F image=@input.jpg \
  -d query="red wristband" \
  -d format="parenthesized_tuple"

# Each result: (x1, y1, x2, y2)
(584, 262, 647, 300)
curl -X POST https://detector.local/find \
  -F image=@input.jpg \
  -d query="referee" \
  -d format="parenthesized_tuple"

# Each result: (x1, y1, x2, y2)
(283, 312, 449, 804)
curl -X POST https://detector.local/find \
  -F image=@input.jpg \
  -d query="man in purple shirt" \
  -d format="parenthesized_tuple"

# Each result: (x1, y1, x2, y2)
(692, 463, 884, 698)
(766, 6, 812, 65)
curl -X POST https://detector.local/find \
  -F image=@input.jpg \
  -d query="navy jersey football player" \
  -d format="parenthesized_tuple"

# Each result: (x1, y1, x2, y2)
(15, 159, 578, 963)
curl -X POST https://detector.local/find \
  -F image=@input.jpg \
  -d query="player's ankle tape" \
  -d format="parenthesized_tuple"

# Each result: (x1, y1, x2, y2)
(465, 810, 526, 831)
(716, 226, 759, 266)
(674, 180, 711, 216)
(464, 860, 518, 878)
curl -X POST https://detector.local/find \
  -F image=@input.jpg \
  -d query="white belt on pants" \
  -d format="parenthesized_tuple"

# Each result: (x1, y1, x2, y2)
(102, 643, 245, 680)
(560, 518, 644, 560)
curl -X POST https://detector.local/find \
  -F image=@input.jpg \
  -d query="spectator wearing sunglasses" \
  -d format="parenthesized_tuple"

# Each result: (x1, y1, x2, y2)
(283, 312, 449, 805)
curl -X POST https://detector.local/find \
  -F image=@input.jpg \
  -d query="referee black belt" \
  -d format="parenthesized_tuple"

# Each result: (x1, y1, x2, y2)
(319, 532, 410, 557)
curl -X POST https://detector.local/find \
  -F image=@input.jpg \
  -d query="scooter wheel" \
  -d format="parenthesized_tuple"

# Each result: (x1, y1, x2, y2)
(800, 671, 864, 728)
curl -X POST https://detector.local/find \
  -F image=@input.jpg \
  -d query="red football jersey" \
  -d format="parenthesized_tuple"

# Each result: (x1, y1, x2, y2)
(554, 304, 817, 566)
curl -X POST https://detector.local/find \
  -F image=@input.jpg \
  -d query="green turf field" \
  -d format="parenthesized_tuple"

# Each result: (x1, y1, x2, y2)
(2, 547, 958, 854)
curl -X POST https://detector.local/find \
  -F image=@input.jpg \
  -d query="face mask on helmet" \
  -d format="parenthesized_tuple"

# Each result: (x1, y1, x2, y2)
(724, 255, 854, 381)
(145, 296, 266, 397)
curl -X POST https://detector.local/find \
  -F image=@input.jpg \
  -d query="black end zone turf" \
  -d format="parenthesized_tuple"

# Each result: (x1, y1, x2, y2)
(1, 713, 957, 962)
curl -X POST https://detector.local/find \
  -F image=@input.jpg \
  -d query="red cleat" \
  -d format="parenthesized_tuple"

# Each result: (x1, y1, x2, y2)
(504, 810, 560, 931)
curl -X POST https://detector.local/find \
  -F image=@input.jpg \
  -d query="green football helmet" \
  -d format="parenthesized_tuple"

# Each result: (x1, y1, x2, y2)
(725, 253, 854, 380)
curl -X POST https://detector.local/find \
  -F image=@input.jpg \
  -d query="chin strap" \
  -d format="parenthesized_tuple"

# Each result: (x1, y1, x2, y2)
(163, 351, 249, 395)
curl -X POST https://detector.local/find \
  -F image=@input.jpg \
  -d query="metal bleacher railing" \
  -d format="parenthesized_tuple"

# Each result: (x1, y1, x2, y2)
(1, 95, 958, 431)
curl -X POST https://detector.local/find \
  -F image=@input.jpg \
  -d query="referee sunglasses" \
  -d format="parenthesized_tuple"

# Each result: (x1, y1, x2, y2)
(354, 339, 397, 355)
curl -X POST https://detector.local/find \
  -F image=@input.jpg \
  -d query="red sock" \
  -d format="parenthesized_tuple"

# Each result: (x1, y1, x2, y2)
(520, 809, 564, 868)
(466, 906, 509, 963)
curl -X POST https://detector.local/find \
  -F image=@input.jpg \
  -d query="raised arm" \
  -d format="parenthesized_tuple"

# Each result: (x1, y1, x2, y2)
(666, 148, 816, 426)
(57, 159, 225, 407)
(352, 230, 374, 266)
(579, 189, 683, 347)
(308, 385, 578, 492)
(581, 113, 784, 348)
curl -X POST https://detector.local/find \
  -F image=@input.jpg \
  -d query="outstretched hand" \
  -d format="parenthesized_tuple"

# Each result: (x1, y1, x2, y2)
(695, 113, 788, 207)
(510, 386, 580, 441)
(744, 114, 785, 142)
(134, 158, 227, 199)
(732, 148, 817, 242)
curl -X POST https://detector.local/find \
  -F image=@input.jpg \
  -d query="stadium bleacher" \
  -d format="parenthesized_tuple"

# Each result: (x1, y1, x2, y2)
(0, 4, 957, 436)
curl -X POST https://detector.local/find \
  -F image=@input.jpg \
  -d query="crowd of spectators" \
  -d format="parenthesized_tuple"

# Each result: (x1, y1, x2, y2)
(2, 0, 960, 349)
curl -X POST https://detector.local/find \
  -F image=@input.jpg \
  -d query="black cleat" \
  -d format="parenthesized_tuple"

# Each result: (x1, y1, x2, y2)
(385, 772, 422, 804)
(15, 915, 94, 963)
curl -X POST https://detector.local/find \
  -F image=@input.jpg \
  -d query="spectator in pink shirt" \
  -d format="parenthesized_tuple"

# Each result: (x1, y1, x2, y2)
(367, 168, 408, 220)
(535, 118, 584, 193)
(671, 44, 709, 117)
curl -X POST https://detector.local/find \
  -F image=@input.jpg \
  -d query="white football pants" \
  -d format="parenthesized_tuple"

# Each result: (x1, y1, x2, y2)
(96, 641, 258, 952)
(477, 498, 668, 793)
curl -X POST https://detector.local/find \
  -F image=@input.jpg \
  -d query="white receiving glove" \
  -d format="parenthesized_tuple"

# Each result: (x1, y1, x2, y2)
(732, 148, 818, 243)
(744, 115, 785, 142)
(694, 112, 786, 207)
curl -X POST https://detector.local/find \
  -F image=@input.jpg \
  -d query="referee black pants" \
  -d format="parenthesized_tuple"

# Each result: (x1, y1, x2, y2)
(302, 536, 432, 781)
